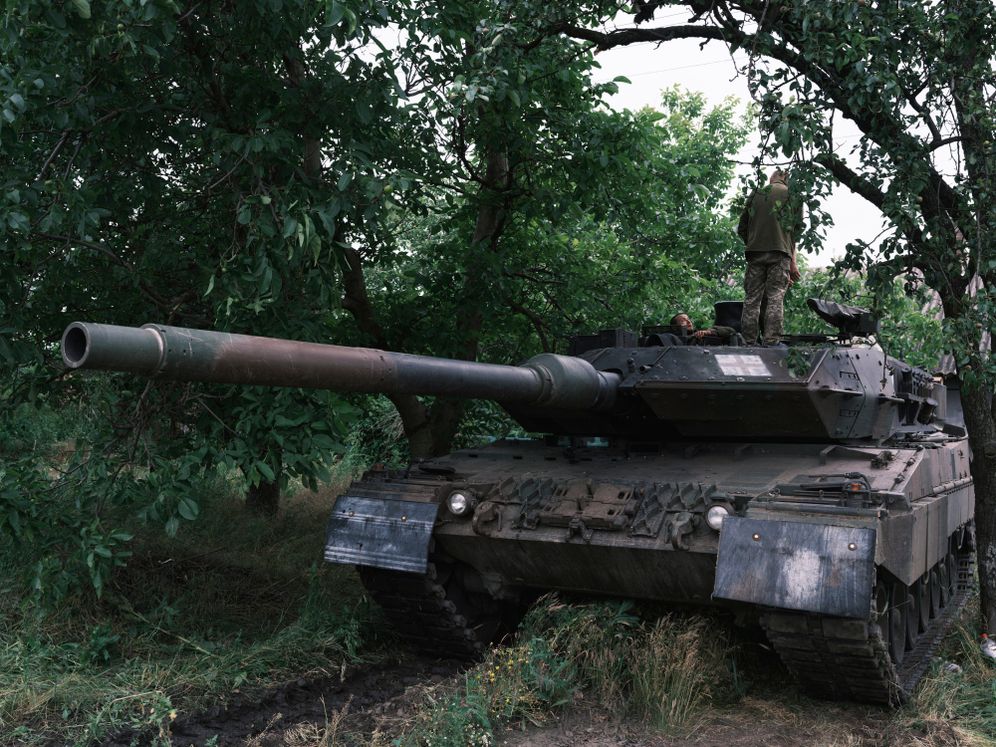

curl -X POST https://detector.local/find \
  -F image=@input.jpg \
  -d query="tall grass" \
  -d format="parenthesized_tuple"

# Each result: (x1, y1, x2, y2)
(905, 616, 996, 746)
(0, 481, 385, 746)
(398, 596, 739, 746)
(629, 615, 731, 729)
(398, 596, 996, 747)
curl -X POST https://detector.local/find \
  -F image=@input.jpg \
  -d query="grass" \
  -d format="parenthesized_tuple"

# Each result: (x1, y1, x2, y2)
(390, 597, 740, 746)
(3, 465, 996, 746)
(0, 479, 387, 746)
(904, 607, 996, 747)
(386, 595, 996, 747)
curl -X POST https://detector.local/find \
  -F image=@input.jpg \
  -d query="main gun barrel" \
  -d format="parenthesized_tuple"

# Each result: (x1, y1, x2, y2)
(61, 322, 618, 410)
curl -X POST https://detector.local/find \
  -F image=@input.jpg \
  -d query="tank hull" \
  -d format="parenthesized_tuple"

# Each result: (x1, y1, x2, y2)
(327, 436, 974, 705)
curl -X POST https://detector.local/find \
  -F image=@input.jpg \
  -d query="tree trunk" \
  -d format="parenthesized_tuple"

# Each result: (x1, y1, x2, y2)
(238, 48, 317, 516)
(341, 150, 510, 460)
(403, 149, 510, 457)
(246, 476, 281, 516)
(413, 399, 466, 459)
(963, 380, 996, 632)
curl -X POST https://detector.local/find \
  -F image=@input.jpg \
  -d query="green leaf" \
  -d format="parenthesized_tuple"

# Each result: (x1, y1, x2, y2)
(257, 461, 275, 481)
(274, 414, 308, 427)
(311, 433, 342, 451)
(326, 0, 345, 26)
(282, 216, 298, 239)
(71, 0, 91, 19)
(178, 497, 199, 521)
(7, 510, 21, 536)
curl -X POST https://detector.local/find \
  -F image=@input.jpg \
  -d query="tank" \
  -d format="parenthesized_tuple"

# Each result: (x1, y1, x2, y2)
(60, 299, 974, 706)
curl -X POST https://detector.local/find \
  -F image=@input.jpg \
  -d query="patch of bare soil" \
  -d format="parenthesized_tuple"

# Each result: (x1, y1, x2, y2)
(498, 697, 899, 747)
(97, 657, 461, 747)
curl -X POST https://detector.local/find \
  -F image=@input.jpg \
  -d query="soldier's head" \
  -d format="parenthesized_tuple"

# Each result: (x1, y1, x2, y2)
(770, 169, 789, 185)
(670, 313, 694, 332)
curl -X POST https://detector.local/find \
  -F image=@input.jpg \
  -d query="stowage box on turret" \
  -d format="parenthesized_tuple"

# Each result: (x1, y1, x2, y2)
(61, 298, 974, 705)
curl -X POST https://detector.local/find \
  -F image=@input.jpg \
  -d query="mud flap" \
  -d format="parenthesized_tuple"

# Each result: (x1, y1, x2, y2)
(324, 495, 438, 574)
(712, 517, 875, 618)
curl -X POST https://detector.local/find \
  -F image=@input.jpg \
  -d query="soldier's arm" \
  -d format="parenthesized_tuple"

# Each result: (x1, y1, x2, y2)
(737, 199, 751, 243)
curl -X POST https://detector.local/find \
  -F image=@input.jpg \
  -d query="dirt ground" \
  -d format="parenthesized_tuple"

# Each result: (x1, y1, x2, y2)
(498, 699, 904, 747)
(95, 654, 960, 747)
(98, 659, 460, 747)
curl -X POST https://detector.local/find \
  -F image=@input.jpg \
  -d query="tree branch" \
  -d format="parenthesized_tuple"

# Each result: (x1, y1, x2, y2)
(508, 300, 551, 352)
(35, 130, 70, 182)
(558, 15, 970, 244)
(339, 244, 390, 349)
(812, 154, 888, 212)
(30, 232, 173, 310)
(555, 22, 727, 50)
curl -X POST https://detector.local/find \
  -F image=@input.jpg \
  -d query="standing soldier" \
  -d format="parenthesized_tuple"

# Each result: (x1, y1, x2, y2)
(737, 169, 801, 345)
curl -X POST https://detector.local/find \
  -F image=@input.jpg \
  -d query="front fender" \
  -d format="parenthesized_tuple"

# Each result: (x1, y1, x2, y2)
(712, 516, 876, 618)
(324, 495, 438, 574)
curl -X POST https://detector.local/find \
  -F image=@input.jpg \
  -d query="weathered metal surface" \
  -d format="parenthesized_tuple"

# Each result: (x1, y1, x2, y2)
(626, 345, 897, 440)
(713, 516, 875, 618)
(64, 314, 948, 444)
(324, 495, 438, 574)
(60, 302, 976, 706)
(874, 441, 974, 585)
(61, 322, 618, 410)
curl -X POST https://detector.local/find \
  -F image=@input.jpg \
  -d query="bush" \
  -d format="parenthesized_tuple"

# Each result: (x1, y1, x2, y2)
(402, 596, 738, 745)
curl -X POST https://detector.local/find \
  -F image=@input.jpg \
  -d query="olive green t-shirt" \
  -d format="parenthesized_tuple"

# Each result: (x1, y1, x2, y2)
(737, 182, 799, 256)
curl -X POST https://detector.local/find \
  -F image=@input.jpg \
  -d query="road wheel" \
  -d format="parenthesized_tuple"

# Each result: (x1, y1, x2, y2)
(915, 577, 930, 633)
(929, 568, 941, 618)
(888, 582, 909, 664)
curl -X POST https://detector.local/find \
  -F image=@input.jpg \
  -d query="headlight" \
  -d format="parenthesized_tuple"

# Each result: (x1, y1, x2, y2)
(446, 491, 472, 516)
(706, 505, 730, 531)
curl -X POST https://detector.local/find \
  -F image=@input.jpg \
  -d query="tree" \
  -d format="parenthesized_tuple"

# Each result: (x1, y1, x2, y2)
(1, 0, 434, 598)
(0, 0, 743, 596)
(556, 0, 996, 630)
(332, 3, 750, 457)
(1, 1, 452, 516)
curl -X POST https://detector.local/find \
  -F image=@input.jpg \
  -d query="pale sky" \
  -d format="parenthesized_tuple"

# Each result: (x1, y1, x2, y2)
(591, 38, 885, 268)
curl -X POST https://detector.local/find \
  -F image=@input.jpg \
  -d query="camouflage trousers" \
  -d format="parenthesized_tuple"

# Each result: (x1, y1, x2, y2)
(741, 250, 792, 345)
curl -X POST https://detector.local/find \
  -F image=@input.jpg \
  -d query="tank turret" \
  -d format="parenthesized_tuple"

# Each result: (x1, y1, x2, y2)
(62, 316, 945, 444)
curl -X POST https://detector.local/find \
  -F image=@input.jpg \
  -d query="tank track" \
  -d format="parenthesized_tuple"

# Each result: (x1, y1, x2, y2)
(358, 560, 490, 659)
(762, 543, 974, 705)
(348, 470, 501, 659)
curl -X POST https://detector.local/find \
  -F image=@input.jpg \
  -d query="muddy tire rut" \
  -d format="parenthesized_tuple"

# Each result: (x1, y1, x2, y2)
(97, 657, 463, 747)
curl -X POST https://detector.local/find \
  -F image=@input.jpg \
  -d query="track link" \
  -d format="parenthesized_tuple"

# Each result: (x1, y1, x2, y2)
(359, 561, 488, 659)
(348, 471, 499, 659)
(762, 545, 974, 705)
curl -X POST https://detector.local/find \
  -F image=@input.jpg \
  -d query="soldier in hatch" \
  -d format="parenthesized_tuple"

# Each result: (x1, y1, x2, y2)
(669, 313, 735, 343)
